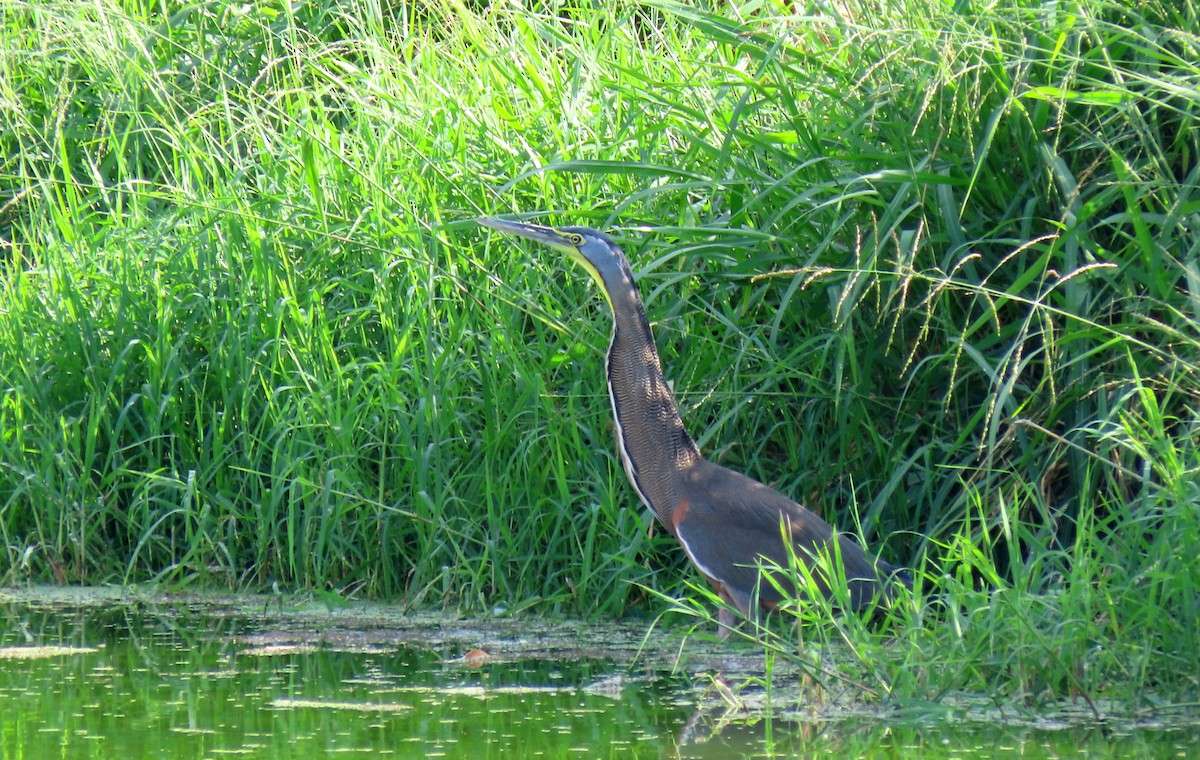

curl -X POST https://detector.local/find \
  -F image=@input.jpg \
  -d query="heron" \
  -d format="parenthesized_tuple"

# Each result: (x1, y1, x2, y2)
(478, 218, 910, 637)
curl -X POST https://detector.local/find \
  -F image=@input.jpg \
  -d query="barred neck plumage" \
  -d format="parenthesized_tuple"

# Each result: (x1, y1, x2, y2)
(596, 256, 701, 527)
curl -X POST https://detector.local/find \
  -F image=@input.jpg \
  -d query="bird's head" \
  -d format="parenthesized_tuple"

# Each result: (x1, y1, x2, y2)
(476, 218, 632, 308)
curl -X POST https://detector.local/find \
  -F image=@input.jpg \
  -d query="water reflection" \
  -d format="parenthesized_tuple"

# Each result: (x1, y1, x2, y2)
(0, 599, 1196, 759)
(0, 603, 683, 758)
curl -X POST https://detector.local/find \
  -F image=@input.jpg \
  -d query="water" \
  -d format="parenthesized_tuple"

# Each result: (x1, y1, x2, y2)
(1, 593, 1195, 758)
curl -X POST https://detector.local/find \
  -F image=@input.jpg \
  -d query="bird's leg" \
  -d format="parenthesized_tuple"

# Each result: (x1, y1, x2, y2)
(716, 585, 752, 640)
(717, 606, 737, 640)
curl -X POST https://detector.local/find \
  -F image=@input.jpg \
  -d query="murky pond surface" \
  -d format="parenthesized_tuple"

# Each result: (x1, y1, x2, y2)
(1, 588, 1196, 758)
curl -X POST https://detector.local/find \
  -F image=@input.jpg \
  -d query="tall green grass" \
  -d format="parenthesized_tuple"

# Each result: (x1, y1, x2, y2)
(1, 0, 1196, 705)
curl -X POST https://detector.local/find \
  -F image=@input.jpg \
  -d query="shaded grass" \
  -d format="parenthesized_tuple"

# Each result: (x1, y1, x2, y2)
(0, 0, 1197, 707)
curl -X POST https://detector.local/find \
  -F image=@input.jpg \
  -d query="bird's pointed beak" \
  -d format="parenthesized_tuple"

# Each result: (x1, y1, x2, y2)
(476, 218, 579, 254)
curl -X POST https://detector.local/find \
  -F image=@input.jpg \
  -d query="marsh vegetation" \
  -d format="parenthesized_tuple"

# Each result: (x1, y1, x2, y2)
(1, 0, 1197, 719)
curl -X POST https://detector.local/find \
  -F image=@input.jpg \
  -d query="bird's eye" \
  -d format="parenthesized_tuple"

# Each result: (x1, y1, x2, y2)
(568, 234, 584, 245)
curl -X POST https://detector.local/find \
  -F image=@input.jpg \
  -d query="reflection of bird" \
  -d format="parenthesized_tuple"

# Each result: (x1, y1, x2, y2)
(479, 219, 910, 636)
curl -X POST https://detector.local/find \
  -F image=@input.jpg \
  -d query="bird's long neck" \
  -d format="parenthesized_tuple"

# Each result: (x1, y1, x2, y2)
(599, 264, 701, 527)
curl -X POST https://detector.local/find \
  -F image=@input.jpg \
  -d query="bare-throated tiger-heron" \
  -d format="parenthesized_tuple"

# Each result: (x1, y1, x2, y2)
(478, 218, 911, 637)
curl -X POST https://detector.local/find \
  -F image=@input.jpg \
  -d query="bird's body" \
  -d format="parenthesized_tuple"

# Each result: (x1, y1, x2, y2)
(479, 219, 909, 635)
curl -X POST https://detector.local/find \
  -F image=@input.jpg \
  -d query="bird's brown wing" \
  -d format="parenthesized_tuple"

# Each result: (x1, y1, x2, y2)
(672, 459, 892, 611)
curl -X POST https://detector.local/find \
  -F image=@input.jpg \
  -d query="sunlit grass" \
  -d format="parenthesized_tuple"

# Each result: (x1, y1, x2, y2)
(0, 0, 1196, 708)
